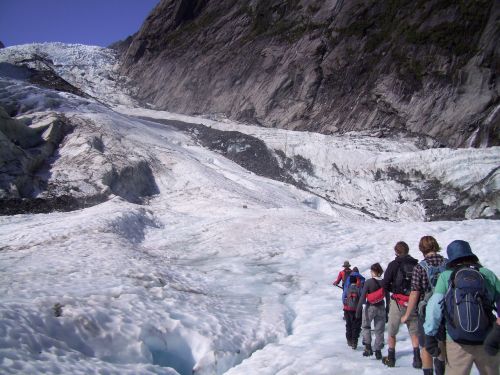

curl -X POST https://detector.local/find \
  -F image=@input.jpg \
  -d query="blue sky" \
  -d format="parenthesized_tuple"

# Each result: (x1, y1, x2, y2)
(0, 0, 159, 47)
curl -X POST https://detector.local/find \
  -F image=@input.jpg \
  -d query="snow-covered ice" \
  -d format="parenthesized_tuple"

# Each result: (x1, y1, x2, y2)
(0, 43, 499, 375)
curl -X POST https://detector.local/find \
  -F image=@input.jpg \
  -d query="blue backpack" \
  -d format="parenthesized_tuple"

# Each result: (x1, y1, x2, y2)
(443, 265, 495, 345)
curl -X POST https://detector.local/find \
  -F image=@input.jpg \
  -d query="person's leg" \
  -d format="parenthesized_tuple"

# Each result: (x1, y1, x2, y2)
(406, 309, 421, 369)
(344, 310, 352, 346)
(361, 307, 372, 347)
(471, 344, 500, 375)
(386, 300, 400, 349)
(373, 306, 385, 353)
(417, 314, 432, 372)
(445, 341, 474, 375)
(352, 315, 362, 348)
(383, 300, 400, 367)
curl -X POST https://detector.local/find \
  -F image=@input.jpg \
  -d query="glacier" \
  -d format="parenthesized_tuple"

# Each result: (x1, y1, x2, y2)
(0, 43, 499, 375)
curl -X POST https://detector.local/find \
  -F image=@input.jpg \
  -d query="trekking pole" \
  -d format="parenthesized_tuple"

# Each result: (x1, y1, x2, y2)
(334, 284, 343, 290)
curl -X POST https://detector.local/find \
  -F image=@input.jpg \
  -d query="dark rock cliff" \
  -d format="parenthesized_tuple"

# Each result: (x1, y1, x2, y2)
(121, 0, 500, 148)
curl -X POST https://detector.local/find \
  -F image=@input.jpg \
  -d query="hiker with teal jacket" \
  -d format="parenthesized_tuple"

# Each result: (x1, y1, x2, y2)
(424, 240, 500, 375)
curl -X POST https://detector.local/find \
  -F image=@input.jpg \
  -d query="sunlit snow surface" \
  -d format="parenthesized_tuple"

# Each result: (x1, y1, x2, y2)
(1, 44, 499, 375)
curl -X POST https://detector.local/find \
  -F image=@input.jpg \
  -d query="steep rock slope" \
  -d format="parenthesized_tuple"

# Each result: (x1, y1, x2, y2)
(121, 0, 500, 148)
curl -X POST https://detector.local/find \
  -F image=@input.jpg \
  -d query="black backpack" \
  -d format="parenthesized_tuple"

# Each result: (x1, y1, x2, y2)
(443, 265, 495, 345)
(394, 260, 415, 295)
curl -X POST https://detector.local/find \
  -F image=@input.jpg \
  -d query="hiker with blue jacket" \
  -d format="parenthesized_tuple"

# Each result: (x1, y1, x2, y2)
(356, 262, 390, 360)
(342, 267, 366, 303)
(424, 240, 500, 375)
(401, 236, 447, 375)
(343, 272, 365, 350)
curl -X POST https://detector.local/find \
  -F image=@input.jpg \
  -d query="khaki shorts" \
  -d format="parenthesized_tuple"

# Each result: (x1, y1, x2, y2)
(445, 340, 499, 375)
(387, 299, 418, 337)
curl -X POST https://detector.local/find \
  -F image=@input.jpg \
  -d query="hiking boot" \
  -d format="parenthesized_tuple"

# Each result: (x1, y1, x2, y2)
(412, 347, 422, 369)
(351, 339, 358, 350)
(434, 358, 445, 375)
(362, 344, 373, 357)
(374, 350, 382, 360)
(347, 339, 352, 347)
(382, 348, 395, 367)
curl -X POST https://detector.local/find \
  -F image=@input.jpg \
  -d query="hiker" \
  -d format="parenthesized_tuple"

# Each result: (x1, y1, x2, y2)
(382, 241, 421, 368)
(356, 262, 390, 360)
(424, 240, 500, 375)
(342, 267, 366, 301)
(343, 273, 363, 349)
(401, 236, 447, 375)
(333, 260, 352, 289)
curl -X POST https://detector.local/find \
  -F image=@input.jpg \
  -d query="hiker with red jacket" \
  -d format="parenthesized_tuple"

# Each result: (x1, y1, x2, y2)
(333, 260, 352, 289)
(401, 236, 447, 375)
(356, 262, 390, 360)
(343, 273, 364, 349)
(382, 241, 421, 368)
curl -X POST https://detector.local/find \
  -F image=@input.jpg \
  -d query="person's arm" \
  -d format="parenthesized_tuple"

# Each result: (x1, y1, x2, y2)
(333, 271, 343, 286)
(484, 270, 500, 356)
(402, 291, 421, 323)
(423, 273, 447, 336)
(356, 283, 369, 318)
(494, 272, 500, 318)
(385, 288, 391, 314)
(383, 261, 395, 293)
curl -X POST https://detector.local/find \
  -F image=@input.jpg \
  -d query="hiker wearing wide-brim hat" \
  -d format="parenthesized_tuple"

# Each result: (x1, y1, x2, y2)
(424, 240, 500, 375)
(446, 240, 479, 267)
(333, 261, 353, 289)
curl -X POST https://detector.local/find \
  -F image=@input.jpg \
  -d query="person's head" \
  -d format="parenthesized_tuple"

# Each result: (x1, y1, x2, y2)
(394, 241, 409, 257)
(446, 240, 480, 268)
(352, 266, 359, 273)
(342, 260, 351, 269)
(419, 236, 440, 256)
(370, 262, 384, 277)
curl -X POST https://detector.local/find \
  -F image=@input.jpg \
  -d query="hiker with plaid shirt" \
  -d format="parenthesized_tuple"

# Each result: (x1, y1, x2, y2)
(402, 236, 447, 375)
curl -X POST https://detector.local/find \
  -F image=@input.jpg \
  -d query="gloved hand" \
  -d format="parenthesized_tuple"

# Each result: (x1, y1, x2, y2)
(484, 323, 500, 356)
(424, 335, 440, 357)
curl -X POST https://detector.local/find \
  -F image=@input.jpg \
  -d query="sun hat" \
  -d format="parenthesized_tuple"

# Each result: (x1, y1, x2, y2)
(447, 240, 478, 264)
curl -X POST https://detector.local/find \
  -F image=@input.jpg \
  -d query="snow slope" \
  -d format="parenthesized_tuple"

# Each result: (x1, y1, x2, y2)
(0, 43, 499, 375)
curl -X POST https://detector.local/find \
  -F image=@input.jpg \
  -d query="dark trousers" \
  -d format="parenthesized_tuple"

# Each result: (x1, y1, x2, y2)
(344, 310, 362, 342)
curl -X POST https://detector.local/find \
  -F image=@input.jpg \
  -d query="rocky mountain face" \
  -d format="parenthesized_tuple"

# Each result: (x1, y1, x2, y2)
(120, 0, 500, 148)
(0, 41, 5, 49)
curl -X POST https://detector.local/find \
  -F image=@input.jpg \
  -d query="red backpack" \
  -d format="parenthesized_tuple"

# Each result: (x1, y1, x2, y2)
(366, 280, 384, 304)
